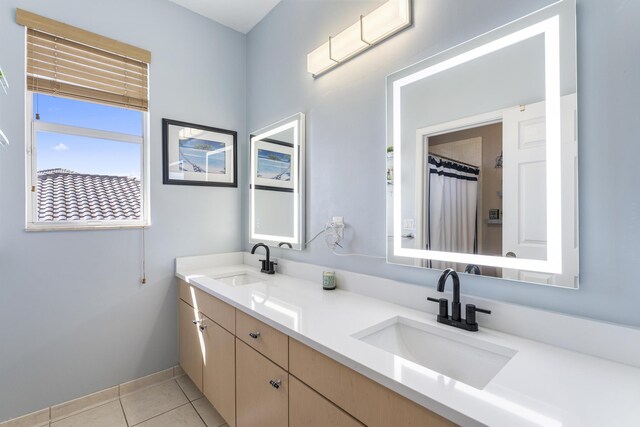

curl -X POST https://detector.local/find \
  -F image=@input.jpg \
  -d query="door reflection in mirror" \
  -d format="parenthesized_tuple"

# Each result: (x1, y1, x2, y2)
(386, 0, 578, 287)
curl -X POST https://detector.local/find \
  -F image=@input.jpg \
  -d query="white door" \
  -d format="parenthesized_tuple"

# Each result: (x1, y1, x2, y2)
(559, 93, 579, 287)
(502, 95, 578, 286)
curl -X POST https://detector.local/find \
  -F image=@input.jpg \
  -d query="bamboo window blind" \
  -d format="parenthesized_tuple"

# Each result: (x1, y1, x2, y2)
(16, 9, 151, 111)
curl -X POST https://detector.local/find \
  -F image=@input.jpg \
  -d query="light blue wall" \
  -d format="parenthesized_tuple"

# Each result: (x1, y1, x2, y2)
(0, 0, 245, 421)
(1, 0, 639, 421)
(246, 0, 640, 327)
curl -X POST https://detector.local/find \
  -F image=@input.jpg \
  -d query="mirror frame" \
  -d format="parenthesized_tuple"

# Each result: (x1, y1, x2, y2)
(386, 0, 576, 275)
(249, 112, 306, 250)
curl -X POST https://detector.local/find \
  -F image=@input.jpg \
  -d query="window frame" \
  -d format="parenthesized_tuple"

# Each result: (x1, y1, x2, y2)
(25, 91, 151, 231)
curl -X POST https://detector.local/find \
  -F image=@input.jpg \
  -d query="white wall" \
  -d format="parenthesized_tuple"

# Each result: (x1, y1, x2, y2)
(0, 0, 245, 420)
(245, 0, 640, 328)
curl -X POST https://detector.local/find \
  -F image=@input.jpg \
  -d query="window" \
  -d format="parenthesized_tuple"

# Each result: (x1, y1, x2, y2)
(17, 9, 151, 230)
(26, 94, 149, 229)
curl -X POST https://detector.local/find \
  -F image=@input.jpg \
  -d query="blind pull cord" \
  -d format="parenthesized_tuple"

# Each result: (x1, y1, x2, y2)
(141, 227, 147, 285)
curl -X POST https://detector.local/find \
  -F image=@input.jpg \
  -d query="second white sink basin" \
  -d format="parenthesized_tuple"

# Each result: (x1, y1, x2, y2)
(210, 271, 269, 287)
(353, 316, 516, 389)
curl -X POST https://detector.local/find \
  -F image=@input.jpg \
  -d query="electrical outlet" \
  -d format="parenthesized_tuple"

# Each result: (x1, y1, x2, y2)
(332, 216, 344, 239)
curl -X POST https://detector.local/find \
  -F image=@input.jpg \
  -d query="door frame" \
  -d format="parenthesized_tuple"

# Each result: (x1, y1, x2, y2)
(414, 110, 503, 263)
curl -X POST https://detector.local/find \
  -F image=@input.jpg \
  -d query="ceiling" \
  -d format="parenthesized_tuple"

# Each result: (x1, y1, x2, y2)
(168, 0, 282, 34)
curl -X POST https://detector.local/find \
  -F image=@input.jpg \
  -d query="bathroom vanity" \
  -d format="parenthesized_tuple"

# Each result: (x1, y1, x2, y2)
(176, 253, 640, 427)
(177, 267, 452, 426)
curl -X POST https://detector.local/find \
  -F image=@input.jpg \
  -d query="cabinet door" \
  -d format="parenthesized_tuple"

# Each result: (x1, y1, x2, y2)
(290, 376, 363, 427)
(202, 315, 236, 427)
(236, 339, 288, 427)
(179, 299, 203, 390)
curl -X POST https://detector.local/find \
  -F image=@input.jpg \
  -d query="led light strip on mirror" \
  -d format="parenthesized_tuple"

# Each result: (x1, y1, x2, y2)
(391, 15, 563, 274)
(307, 0, 412, 77)
(250, 118, 301, 245)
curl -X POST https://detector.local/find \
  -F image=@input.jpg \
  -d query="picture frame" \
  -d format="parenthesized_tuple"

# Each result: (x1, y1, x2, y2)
(251, 137, 294, 192)
(162, 118, 237, 187)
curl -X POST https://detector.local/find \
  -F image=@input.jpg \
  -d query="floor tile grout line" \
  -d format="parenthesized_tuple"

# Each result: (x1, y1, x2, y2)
(190, 401, 209, 427)
(120, 378, 192, 426)
(118, 397, 130, 427)
(128, 402, 193, 427)
(119, 376, 182, 400)
(48, 398, 120, 425)
(175, 378, 192, 402)
(2, 371, 183, 427)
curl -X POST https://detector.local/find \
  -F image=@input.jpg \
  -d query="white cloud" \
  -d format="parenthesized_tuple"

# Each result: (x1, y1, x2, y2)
(53, 143, 69, 151)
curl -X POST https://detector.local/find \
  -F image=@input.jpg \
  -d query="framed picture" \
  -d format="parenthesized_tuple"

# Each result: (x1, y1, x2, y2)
(162, 118, 237, 187)
(252, 138, 294, 191)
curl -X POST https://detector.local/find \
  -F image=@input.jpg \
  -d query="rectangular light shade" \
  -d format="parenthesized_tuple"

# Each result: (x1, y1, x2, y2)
(307, 0, 412, 77)
(363, 0, 410, 43)
(331, 21, 369, 61)
(307, 41, 335, 76)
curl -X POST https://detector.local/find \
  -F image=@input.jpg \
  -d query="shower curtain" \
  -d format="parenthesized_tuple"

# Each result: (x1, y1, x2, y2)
(427, 155, 479, 270)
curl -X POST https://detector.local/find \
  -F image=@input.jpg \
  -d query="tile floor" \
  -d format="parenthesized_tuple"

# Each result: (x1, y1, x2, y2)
(49, 376, 227, 427)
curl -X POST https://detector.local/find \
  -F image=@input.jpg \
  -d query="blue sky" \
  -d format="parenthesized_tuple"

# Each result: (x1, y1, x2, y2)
(258, 148, 291, 163)
(35, 94, 143, 177)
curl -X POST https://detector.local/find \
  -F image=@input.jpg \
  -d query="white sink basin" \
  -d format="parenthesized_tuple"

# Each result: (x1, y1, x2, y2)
(210, 271, 268, 287)
(353, 316, 516, 389)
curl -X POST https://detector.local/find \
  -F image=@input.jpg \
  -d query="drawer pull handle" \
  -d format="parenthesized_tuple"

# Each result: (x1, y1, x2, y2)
(192, 320, 198, 325)
(249, 332, 261, 339)
(269, 379, 281, 389)
(199, 323, 207, 331)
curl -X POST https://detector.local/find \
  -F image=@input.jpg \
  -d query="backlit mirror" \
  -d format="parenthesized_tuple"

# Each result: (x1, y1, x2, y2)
(250, 113, 305, 250)
(386, 0, 578, 287)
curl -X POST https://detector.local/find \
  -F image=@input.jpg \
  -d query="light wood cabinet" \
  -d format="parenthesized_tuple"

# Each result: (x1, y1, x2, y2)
(236, 309, 288, 369)
(289, 339, 455, 427)
(201, 314, 236, 427)
(178, 299, 203, 391)
(179, 281, 456, 427)
(179, 280, 235, 333)
(236, 339, 288, 427)
(289, 375, 364, 427)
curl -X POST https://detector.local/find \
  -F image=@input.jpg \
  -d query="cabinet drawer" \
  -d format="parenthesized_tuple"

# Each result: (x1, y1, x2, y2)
(236, 309, 288, 369)
(236, 339, 288, 427)
(179, 280, 235, 333)
(178, 279, 194, 306)
(289, 339, 455, 427)
(290, 375, 363, 427)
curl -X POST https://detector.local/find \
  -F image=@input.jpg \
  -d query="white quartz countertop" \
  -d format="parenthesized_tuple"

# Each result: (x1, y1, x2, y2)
(176, 258, 640, 427)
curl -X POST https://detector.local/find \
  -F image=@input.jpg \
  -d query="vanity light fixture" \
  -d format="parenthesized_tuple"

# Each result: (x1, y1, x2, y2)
(307, 0, 412, 77)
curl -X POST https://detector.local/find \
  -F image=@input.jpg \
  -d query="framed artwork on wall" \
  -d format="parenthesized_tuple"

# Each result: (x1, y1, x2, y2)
(252, 138, 294, 192)
(162, 118, 237, 187)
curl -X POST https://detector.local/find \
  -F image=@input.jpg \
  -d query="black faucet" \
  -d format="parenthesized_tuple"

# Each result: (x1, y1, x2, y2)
(427, 268, 491, 332)
(464, 264, 481, 275)
(251, 243, 277, 274)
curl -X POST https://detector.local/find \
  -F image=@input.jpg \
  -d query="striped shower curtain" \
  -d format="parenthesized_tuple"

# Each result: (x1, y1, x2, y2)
(427, 155, 479, 270)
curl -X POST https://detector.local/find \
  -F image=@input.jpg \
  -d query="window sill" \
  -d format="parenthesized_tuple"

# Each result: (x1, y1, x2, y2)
(25, 222, 151, 232)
